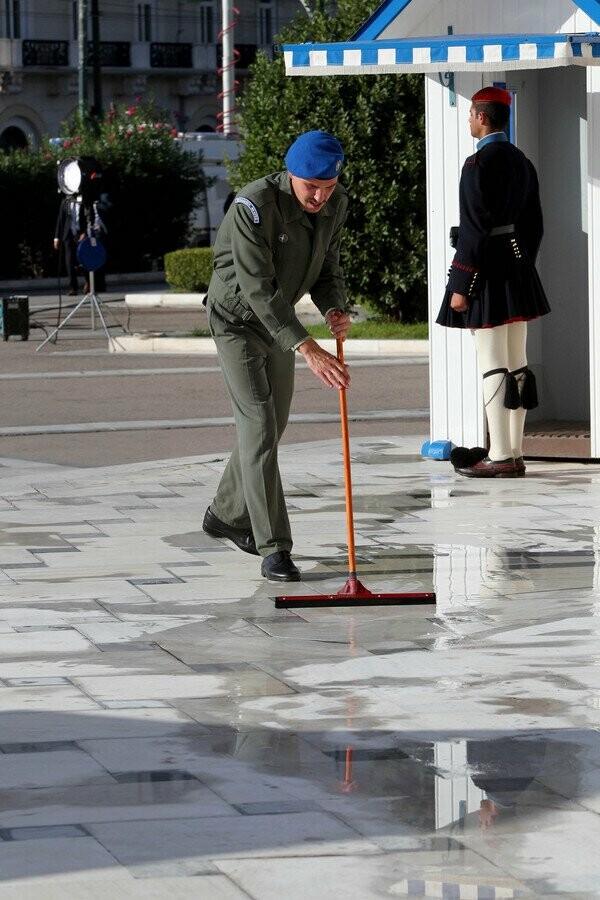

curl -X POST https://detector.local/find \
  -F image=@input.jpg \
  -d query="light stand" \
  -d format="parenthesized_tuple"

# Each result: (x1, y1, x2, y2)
(37, 156, 128, 351)
(37, 262, 125, 352)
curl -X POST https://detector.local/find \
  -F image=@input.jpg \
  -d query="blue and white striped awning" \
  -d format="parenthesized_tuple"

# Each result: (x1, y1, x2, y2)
(283, 33, 600, 76)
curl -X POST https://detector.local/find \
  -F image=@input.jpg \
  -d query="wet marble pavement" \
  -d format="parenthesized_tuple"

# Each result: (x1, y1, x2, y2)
(1, 435, 600, 898)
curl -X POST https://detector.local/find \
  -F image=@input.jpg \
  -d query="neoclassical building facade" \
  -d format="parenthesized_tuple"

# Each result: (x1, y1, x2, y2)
(0, 0, 303, 148)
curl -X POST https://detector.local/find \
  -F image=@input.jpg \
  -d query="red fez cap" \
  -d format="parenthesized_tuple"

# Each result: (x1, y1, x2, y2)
(472, 87, 512, 106)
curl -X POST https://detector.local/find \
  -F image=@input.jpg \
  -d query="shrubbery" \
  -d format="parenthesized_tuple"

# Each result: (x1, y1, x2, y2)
(164, 247, 214, 292)
(0, 148, 58, 279)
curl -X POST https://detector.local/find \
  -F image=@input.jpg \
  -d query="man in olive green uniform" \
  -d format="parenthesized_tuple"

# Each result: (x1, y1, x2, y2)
(202, 130, 351, 583)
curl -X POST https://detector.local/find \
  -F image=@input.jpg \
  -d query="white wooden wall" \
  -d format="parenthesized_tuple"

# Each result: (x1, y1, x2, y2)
(426, 73, 485, 448)
(380, 0, 599, 40)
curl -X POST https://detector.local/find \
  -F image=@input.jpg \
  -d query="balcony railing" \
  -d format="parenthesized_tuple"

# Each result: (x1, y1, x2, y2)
(22, 40, 69, 66)
(150, 42, 192, 68)
(10, 38, 269, 72)
(87, 41, 131, 67)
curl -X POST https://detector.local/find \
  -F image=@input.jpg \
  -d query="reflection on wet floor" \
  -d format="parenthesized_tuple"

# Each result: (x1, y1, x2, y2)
(3, 438, 600, 895)
(1, 720, 591, 893)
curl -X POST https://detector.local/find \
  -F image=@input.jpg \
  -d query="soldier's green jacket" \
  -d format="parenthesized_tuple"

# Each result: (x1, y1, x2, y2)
(206, 171, 349, 352)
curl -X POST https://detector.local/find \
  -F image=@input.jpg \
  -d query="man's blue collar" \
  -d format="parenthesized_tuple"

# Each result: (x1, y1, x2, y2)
(477, 131, 508, 150)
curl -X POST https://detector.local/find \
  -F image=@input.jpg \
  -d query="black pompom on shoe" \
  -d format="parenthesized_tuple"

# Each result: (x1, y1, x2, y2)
(450, 446, 488, 470)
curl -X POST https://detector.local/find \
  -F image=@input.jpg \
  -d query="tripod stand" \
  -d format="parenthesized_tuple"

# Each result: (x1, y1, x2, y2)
(37, 264, 127, 352)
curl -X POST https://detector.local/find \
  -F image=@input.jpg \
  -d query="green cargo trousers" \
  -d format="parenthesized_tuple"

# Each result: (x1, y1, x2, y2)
(208, 300, 295, 557)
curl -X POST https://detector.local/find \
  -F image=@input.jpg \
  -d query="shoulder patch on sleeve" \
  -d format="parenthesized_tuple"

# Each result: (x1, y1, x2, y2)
(234, 196, 261, 224)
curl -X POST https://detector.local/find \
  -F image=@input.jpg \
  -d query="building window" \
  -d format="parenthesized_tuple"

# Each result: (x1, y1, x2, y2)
(137, 2, 152, 42)
(3, 0, 21, 38)
(197, 1, 214, 44)
(259, 0, 273, 45)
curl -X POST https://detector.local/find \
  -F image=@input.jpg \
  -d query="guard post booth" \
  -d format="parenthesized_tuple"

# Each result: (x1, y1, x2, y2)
(283, 0, 600, 459)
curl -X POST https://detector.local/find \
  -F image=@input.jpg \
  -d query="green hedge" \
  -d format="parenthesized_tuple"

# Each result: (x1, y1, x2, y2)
(164, 247, 214, 292)
(0, 150, 59, 279)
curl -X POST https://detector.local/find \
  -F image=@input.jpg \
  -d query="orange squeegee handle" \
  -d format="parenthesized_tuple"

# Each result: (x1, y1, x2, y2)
(337, 337, 356, 575)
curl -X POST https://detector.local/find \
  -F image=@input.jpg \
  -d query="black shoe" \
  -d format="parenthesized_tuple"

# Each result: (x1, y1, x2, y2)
(261, 551, 301, 583)
(202, 507, 259, 555)
(456, 456, 518, 478)
(515, 456, 526, 476)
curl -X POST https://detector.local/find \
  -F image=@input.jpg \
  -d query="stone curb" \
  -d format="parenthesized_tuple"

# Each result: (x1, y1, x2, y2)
(117, 292, 429, 356)
(0, 271, 163, 294)
(108, 333, 429, 356)
(125, 292, 205, 309)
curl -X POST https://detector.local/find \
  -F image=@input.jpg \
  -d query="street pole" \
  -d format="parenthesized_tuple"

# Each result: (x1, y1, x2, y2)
(221, 0, 234, 134)
(78, 0, 88, 119)
(90, 0, 102, 119)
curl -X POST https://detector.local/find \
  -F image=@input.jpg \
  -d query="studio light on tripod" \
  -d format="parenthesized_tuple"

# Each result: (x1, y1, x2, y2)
(36, 151, 120, 352)
(57, 155, 103, 202)
(56, 155, 107, 275)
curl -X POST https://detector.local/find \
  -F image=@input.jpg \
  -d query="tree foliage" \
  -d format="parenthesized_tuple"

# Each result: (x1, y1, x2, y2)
(231, 0, 427, 321)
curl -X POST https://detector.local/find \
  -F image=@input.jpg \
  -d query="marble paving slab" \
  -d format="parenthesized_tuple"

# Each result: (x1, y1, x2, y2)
(0, 437, 600, 896)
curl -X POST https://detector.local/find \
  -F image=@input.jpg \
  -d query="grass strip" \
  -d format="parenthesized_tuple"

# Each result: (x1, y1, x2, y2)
(188, 321, 428, 340)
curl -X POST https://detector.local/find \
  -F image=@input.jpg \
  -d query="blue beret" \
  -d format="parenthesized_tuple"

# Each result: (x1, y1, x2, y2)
(285, 130, 344, 180)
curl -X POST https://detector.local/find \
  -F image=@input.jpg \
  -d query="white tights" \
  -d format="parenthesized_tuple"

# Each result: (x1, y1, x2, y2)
(473, 322, 528, 461)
